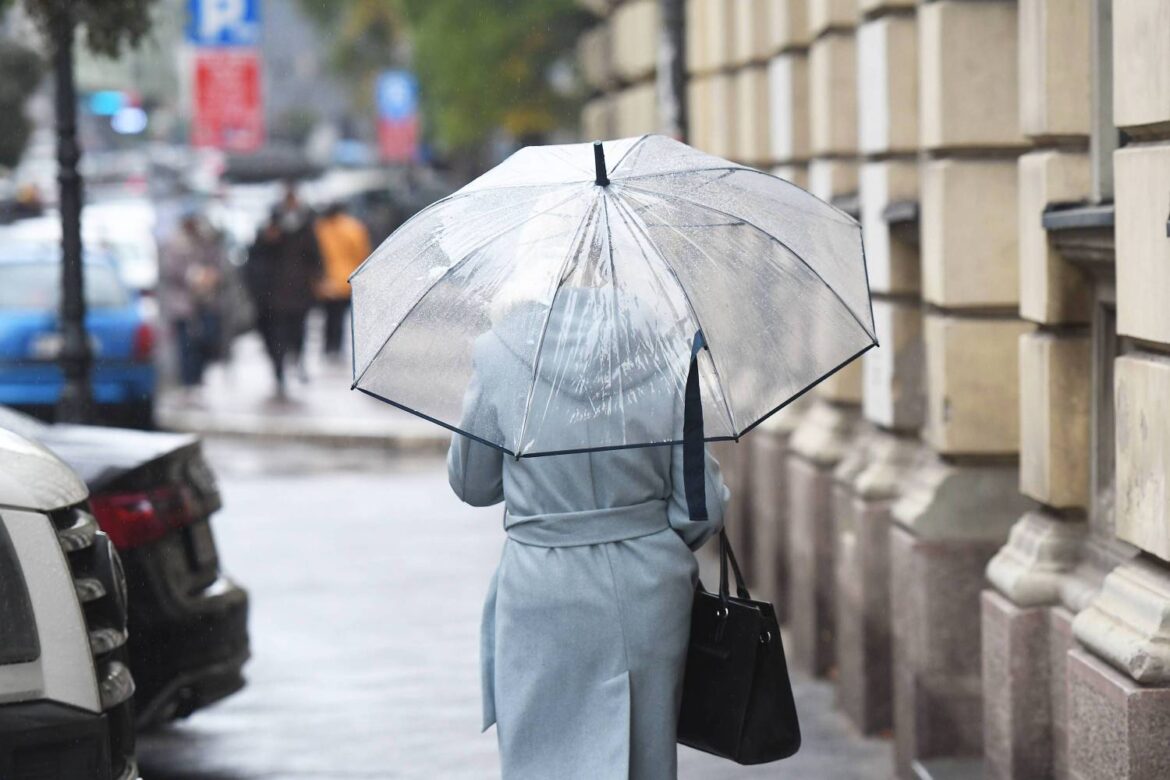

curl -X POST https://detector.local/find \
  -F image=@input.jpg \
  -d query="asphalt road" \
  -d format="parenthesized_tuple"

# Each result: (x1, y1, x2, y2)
(137, 438, 890, 780)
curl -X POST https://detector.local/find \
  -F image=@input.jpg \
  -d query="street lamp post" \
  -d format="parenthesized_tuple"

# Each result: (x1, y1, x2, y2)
(51, 6, 92, 424)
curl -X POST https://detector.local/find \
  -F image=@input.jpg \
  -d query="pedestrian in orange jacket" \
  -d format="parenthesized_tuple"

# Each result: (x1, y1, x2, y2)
(314, 202, 372, 362)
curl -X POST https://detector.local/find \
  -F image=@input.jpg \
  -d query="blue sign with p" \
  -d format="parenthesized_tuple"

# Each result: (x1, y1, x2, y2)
(376, 71, 419, 122)
(187, 0, 261, 46)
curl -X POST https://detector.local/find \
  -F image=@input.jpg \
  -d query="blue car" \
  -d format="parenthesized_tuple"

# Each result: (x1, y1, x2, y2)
(0, 246, 157, 427)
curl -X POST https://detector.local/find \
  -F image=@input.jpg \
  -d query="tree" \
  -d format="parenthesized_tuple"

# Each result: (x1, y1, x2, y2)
(296, 0, 409, 118)
(0, 41, 41, 168)
(299, 0, 590, 166)
(406, 0, 589, 156)
(10, 0, 157, 57)
(0, 0, 160, 422)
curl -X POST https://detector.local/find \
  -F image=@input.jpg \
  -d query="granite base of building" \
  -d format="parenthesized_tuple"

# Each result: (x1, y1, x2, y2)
(784, 401, 860, 678)
(788, 453, 838, 677)
(890, 524, 1004, 778)
(748, 426, 794, 617)
(981, 589, 1054, 780)
(835, 492, 895, 734)
(1067, 648, 1170, 780)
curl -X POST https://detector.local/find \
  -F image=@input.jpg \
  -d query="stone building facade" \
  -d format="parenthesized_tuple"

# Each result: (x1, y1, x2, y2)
(579, 1, 1170, 778)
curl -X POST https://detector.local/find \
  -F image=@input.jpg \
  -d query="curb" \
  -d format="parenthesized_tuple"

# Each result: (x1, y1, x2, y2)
(156, 407, 451, 454)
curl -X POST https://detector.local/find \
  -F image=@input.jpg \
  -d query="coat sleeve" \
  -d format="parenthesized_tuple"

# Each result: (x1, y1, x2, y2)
(666, 443, 729, 551)
(447, 435, 505, 507)
(447, 352, 505, 508)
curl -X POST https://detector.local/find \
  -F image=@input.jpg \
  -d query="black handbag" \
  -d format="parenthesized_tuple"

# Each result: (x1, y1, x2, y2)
(677, 530, 801, 763)
(676, 331, 801, 763)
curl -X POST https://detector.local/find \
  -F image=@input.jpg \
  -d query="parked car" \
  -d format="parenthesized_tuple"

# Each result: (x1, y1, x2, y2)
(0, 244, 157, 428)
(0, 407, 250, 728)
(0, 427, 138, 780)
(0, 200, 160, 293)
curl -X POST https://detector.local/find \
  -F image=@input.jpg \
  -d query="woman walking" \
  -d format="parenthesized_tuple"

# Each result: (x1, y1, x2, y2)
(351, 135, 876, 778)
(447, 288, 729, 779)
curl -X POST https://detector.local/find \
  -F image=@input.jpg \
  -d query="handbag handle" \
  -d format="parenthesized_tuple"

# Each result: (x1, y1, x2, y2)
(718, 529, 750, 604)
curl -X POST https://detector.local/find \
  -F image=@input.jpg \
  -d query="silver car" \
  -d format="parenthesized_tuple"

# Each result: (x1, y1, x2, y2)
(0, 428, 138, 779)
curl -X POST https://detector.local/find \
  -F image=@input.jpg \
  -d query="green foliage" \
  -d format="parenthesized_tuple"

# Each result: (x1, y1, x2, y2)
(1, 0, 160, 57)
(296, 0, 408, 116)
(0, 40, 41, 167)
(406, 0, 589, 152)
(298, 0, 590, 156)
(0, 0, 159, 165)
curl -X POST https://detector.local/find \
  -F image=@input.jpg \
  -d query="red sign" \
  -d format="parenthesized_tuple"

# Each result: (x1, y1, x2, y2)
(378, 116, 419, 163)
(192, 50, 264, 152)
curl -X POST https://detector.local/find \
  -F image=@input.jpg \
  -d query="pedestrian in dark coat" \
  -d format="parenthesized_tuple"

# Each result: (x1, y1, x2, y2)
(244, 216, 290, 398)
(270, 183, 323, 378)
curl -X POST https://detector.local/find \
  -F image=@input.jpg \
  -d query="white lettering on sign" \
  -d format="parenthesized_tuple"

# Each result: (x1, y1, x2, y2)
(200, 0, 250, 43)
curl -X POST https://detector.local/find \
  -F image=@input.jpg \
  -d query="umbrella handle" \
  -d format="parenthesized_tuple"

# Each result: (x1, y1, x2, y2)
(683, 329, 708, 524)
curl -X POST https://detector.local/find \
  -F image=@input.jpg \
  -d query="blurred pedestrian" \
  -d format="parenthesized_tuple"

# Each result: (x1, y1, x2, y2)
(270, 181, 323, 381)
(11, 183, 44, 220)
(157, 210, 224, 403)
(314, 202, 371, 362)
(244, 215, 286, 398)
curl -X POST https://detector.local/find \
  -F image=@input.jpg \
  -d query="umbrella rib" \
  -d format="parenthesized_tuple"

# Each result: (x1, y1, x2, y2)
(513, 195, 601, 455)
(608, 191, 695, 336)
(618, 182, 875, 342)
(544, 145, 595, 176)
(602, 195, 627, 443)
(613, 166, 858, 226)
(352, 189, 585, 388)
(349, 184, 574, 282)
(608, 133, 651, 175)
(610, 193, 740, 438)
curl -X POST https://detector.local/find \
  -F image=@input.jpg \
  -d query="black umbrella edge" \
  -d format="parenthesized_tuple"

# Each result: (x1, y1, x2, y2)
(352, 339, 878, 460)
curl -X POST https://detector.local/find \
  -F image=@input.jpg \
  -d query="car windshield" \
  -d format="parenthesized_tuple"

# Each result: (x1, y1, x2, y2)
(0, 261, 128, 310)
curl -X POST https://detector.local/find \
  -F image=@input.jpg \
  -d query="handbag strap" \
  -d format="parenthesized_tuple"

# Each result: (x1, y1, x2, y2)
(683, 331, 751, 605)
(718, 530, 751, 602)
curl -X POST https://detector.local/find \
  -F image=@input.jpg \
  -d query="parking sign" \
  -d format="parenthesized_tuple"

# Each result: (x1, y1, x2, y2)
(377, 71, 418, 122)
(187, 0, 261, 47)
(192, 50, 264, 152)
(376, 71, 420, 162)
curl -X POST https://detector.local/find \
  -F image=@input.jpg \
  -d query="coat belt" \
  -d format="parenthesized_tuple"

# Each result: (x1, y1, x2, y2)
(504, 499, 670, 548)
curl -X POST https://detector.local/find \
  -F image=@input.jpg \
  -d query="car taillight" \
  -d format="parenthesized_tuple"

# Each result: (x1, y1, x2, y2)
(132, 322, 155, 362)
(90, 485, 196, 549)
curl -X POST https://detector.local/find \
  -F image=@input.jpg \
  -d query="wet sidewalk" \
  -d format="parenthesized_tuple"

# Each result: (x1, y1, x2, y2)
(138, 439, 893, 780)
(156, 318, 448, 452)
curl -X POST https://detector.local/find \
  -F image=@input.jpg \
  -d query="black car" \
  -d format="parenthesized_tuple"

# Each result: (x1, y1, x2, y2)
(0, 407, 249, 728)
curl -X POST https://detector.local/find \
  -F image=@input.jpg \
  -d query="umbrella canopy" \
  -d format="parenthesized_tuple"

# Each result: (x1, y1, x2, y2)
(350, 134, 877, 457)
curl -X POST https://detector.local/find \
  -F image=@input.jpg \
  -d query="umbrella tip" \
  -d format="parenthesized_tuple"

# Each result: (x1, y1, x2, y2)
(593, 140, 609, 187)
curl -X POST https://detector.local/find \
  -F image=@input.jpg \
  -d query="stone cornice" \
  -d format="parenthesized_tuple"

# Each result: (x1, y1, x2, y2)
(789, 400, 860, 467)
(1073, 558, 1170, 685)
(986, 510, 1088, 607)
(891, 454, 1033, 541)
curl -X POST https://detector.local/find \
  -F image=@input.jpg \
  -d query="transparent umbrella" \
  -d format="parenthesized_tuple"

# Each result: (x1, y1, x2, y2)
(350, 134, 877, 457)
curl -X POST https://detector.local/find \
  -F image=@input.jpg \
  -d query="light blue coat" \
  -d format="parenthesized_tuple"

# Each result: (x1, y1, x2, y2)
(448, 298, 729, 780)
